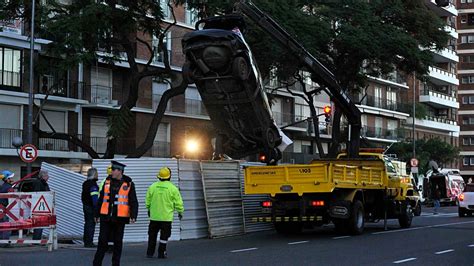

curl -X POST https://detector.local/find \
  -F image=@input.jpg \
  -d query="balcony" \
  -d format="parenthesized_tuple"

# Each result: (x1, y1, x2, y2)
(419, 88, 459, 109)
(272, 111, 307, 129)
(425, 0, 457, 17)
(361, 126, 405, 141)
(444, 25, 458, 40)
(406, 116, 460, 135)
(36, 78, 86, 101)
(431, 48, 458, 63)
(88, 85, 118, 105)
(428, 66, 459, 86)
(0, 128, 22, 149)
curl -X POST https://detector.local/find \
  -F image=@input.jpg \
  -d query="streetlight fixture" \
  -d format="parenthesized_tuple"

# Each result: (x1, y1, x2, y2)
(184, 139, 199, 158)
(27, 0, 37, 175)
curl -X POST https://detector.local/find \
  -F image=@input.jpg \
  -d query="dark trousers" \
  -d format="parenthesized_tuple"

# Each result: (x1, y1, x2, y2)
(32, 229, 43, 240)
(147, 221, 172, 257)
(93, 221, 125, 266)
(83, 205, 96, 246)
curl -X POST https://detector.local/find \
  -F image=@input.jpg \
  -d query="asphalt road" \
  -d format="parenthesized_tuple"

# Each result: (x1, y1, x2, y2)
(1, 206, 473, 266)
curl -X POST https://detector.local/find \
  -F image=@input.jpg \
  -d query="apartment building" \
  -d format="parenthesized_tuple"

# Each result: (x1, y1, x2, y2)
(399, 1, 460, 167)
(0, 2, 214, 176)
(457, 0, 474, 180)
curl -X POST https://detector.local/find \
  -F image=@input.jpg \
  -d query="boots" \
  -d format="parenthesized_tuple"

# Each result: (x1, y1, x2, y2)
(158, 243, 167, 259)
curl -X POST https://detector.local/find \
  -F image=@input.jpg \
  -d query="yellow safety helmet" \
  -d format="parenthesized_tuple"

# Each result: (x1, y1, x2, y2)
(158, 167, 171, 180)
(107, 165, 112, 175)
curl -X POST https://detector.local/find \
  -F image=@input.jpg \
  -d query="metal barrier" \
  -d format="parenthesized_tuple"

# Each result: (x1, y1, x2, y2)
(0, 192, 58, 251)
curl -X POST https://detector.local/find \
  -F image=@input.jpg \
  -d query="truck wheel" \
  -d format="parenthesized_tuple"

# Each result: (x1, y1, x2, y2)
(348, 201, 364, 235)
(398, 202, 413, 228)
(458, 207, 466, 217)
(414, 202, 421, 216)
(232, 56, 250, 81)
(274, 222, 302, 234)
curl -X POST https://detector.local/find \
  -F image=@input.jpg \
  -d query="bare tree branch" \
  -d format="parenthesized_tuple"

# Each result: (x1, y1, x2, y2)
(136, 36, 156, 67)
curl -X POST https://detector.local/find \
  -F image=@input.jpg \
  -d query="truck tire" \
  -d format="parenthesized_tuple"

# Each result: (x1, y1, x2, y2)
(348, 201, 364, 235)
(274, 222, 302, 234)
(398, 202, 413, 228)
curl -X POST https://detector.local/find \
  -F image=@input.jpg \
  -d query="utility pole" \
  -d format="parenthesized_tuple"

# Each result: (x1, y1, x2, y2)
(27, 0, 36, 175)
(412, 73, 416, 159)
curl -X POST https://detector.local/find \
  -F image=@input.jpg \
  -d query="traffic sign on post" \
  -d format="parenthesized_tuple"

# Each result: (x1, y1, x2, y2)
(410, 158, 419, 167)
(19, 144, 38, 163)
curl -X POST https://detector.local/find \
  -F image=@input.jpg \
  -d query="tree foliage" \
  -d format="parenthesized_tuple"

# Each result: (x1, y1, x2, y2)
(0, 0, 184, 158)
(388, 138, 460, 174)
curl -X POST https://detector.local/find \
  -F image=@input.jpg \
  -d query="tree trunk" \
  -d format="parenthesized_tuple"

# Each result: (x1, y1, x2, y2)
(127, 75, 187, 158)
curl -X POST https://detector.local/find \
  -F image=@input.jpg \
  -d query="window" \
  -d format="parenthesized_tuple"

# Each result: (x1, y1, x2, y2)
(470, 95, 474, 104)
(470, 137, 474, 145)
(159, 0, 170, 19)
(185, 86, 206, 116)
(90, 67, 113, 104)
(464, 138, 469, 145)
(463, 96, 468, 104)
(39, 110, 67, 151)
(469, 35, 474, 43)
(464, 157, 469, 166)
(470, 157, 474, 165)
(461, 0, 465, 3)
(461, 36, 467, 44)
(185, 3, 199, 26)
(0, 47, 22, 89)
(461, 15, 468, 24)
(153, 31, 171, 63)
(152, 82, 171, 112)
(461, 76, 474, 84)
(90, 116, 108, 154)
(463, 118, 470, 125)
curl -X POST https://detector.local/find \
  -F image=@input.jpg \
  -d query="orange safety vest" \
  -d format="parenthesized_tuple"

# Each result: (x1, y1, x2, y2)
(100, 179, 131, 218)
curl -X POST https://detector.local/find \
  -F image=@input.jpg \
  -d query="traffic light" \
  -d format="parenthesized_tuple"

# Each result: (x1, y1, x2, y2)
(323, 105, 332, 123)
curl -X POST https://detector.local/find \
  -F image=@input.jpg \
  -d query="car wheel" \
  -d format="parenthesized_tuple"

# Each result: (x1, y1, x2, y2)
(458, 207, 466, 217)
(265, 128, 279, 148)
(232, 56, 250, 81)
(348, 201, 364, 235)
(398, 201, 413, 228)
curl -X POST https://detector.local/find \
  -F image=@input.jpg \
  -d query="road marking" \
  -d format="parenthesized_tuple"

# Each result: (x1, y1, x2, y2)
(435, 249, 454, 255)
(230, 248, 258, 253)
(393, 258, 417, 264)
(288, 241, 309, 245)
(469, 244, 474, 248)
(372, 221, 474, 235)
(420, 213, 457, 217)
(333, 236, 350, 240)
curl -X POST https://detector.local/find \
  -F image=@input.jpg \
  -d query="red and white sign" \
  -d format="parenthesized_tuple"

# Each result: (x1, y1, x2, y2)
(19, 144, 38, 163)
(32, 194, 52, 215)
(410, 158, 419, 167)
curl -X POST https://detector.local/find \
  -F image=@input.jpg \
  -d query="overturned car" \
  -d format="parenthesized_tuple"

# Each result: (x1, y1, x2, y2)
(181, 15, 291, 163)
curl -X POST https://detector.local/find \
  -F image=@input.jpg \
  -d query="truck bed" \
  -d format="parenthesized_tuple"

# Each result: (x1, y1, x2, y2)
(244, 159, 388, 196)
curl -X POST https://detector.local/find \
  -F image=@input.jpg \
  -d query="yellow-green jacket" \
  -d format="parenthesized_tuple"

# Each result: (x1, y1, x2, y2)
(146, 180, 184, 222)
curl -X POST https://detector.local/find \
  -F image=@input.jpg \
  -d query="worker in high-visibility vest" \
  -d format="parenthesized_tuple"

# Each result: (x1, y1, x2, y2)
(81, 168, 99, 248)
(98, 165, 112, 192)
(93, 161, 138, 266)
(145, 167, 184, 259)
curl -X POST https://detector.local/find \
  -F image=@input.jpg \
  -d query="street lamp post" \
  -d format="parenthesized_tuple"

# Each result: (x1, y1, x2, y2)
(412, 73, 416, 159)
(27, 0, 36, 175)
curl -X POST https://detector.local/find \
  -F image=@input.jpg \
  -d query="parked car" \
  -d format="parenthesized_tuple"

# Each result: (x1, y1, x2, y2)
(181, 15, 291, 164)
(458, 183, 474, 217)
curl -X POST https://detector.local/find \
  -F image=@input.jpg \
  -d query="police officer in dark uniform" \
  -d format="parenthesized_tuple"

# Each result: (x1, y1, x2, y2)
(93, 161, 138, 266)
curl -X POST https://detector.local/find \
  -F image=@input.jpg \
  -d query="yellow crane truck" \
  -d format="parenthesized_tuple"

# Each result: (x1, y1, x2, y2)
(245, 149, 420, 234)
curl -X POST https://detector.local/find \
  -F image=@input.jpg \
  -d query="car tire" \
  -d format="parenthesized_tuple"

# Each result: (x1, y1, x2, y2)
(458, 207, 466, 217)
(265, 128, 278, 148)
(398, 201, 413, 228)
(232, 56, 250, 81)
(348, 201, 364, 235)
